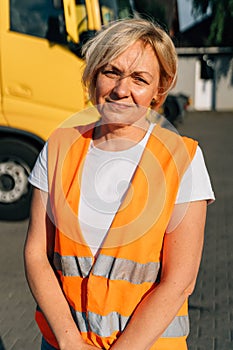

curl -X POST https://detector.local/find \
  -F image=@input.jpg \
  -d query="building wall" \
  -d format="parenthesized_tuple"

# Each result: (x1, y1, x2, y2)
(216, 56, 233, 110)
(173, 54, 233, 111)
(173, 57, 196, 107)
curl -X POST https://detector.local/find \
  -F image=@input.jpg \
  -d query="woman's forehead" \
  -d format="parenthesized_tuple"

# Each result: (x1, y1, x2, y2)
(107, 41, 159, 74)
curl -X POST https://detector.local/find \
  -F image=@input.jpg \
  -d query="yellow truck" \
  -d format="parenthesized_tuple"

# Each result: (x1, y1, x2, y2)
(0, 0, 134, 220)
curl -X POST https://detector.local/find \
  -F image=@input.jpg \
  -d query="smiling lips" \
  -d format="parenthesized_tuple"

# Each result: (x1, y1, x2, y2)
(105, 100, 136, 110)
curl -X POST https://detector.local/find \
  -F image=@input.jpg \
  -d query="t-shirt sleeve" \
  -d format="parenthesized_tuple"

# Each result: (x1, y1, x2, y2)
(166, 145, 215, 233)
(28, 142, 49, 192)
(175, 145, 215, 204)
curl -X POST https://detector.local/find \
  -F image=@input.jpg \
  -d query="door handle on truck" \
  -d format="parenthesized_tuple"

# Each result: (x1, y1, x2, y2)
(6, 84, 32, 98)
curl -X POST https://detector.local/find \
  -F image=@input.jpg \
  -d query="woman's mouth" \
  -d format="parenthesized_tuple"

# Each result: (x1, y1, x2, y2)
(105, 101, 135, 111)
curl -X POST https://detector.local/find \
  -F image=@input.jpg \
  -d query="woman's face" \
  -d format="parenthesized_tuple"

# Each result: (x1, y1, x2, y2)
(95, 40, 161, 125)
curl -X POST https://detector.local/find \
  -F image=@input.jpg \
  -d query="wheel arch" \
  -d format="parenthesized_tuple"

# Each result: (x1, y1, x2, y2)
(0, 126, 45, 154)
(0, 127, 45, 221)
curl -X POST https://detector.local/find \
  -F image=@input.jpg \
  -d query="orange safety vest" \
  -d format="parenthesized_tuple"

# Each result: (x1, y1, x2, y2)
(36, 122, 197, 350)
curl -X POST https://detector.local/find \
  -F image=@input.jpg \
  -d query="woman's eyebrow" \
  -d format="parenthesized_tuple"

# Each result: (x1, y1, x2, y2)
(104, 64, 121, 72)
(106, 64, 154, 79)
(132, 71, 154, 79)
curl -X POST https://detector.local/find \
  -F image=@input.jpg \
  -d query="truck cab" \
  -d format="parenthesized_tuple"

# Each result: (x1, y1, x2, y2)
(0, 0, 134, 220)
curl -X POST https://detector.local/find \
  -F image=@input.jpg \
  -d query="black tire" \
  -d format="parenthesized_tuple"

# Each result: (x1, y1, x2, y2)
(0, 138, 39, 221)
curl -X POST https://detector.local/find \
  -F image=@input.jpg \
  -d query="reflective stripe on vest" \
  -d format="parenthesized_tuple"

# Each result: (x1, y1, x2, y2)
(53, 252, 93, 277)
(70, 307, 189, 338)
(54, 252, 160, 284)
(93, 255, 160, 284)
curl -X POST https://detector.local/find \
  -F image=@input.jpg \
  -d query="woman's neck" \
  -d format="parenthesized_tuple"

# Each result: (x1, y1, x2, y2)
(93, 118, 150, 152)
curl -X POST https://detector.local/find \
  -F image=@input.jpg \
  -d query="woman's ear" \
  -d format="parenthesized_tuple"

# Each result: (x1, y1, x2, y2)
(150, 98, 156, 108)
(150, 94, 167, 111)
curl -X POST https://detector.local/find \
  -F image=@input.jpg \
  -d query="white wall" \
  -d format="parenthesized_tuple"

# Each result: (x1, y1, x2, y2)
(173, 55, 233, 111)
(216, 57, 233, 110)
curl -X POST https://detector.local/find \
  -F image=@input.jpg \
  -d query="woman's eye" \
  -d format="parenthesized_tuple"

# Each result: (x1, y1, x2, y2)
(133, 76, 148, 84)
(102, 70, 118, 78)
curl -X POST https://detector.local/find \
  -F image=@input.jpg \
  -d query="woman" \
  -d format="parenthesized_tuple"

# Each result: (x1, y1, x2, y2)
(24, 18, 215, 350)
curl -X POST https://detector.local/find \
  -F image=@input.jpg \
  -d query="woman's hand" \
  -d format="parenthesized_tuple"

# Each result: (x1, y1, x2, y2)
(79, 345, 101, 350)
(59, 339, 100, 350)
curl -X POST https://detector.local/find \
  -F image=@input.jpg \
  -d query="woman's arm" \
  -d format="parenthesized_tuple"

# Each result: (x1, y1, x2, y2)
(24, 188, 98, 350)
(111, 200, 207, 350)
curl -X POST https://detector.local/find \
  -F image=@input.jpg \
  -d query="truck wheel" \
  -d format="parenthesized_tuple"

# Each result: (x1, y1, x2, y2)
(0, 138, 39, 221)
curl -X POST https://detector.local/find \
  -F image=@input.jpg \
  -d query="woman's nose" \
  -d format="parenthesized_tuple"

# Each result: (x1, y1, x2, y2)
(112, 76, 130, 98)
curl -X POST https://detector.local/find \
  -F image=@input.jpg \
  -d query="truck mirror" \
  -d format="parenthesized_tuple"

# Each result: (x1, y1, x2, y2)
(63, 0, 102, 44)
(46, 16, 66, 44)
(63, 0, 79, 43)
(53, 0, 63, 9)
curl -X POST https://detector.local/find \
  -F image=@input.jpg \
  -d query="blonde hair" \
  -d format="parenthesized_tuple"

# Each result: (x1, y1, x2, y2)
(82, 18, 177, 106)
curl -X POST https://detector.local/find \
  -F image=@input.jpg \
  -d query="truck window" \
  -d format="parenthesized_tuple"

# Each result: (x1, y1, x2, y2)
(99, 0, 134, 24)
(10, 0, 67, 43)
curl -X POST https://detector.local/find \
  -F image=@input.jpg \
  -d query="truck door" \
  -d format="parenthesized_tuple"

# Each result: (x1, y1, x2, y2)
(1, 0, 87, 140)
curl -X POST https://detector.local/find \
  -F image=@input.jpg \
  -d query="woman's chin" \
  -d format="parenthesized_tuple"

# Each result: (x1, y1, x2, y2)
(97, 103, 148, 127)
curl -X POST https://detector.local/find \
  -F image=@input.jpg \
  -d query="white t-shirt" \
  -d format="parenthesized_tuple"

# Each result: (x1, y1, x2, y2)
(29, 123, 215, 255)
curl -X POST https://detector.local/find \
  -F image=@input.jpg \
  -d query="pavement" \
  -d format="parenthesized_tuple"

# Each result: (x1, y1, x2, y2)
(0, 111, 233, 350)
